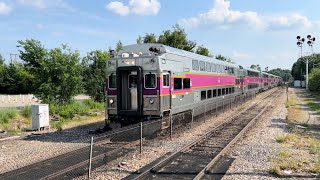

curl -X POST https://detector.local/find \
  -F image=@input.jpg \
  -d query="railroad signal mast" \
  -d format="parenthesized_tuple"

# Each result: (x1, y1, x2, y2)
(296, 35, 316, 90)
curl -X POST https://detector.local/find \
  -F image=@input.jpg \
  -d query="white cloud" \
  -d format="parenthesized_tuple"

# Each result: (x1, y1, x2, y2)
(106, 2, 130, 16)
(233, 51, 254, 60)
(0, 2, 12, 15)
(18, 0, 46, 9)
(180, 0, 264, 29)
(52, 31, 65, 37)
(180, 0, 314, 31)
(267, 13, 313, 30)
(18, 0, 75, 12)
(106, 0, 160, 16)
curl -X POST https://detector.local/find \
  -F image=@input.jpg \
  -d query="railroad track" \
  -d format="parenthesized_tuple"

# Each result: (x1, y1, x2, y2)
(0, 125, 146, 180)
(131, 88, 282, 180)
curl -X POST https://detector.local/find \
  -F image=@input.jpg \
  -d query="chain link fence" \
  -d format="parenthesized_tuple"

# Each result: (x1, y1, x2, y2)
(0, 93, 256, 180)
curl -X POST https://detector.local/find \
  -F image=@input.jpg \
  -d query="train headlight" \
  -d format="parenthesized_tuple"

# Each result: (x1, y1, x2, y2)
(149, 99, 154, 104)
(109, 98, 114, 104)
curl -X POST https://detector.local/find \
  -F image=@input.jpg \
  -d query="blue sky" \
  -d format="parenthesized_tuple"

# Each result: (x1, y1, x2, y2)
(0, 0, 319, 70)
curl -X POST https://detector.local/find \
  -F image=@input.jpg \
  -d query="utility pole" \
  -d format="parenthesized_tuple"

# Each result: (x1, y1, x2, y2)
(10, 53, 19, 64)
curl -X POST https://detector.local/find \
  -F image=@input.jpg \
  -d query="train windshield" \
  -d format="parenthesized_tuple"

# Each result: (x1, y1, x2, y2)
(109, 74, 116, 89)
(145, 74, 156, 89)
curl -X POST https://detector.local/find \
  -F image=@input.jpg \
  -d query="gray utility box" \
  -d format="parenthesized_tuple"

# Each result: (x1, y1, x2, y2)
(32, 104, 49, 130)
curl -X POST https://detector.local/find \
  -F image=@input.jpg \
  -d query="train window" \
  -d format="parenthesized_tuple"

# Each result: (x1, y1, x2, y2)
(183, 78, 190, 89)
(229, 68, 234, 74)
(129, 75, 138, 89)
(207, 90, 212, 99)
(229, 88, 232, 94)
(222, 88, 225, 95)
(206, 62, 211, 72)
(201, 91, 206, 100)
(212, 64, 216, 72)
(232, 87, 235, 93)
(218, 89, 221, 96)
(145, 73, 156, 89)
(108, 74, 116, 89)
(199, 61, 205, 71)
(226, 88, 228, 94)
(221, 66, 225, 73)
(174, 78, 182, 90)
(192, 60, 199, 71)
(163, 74, 170, 87)
(213, 89, 217, 97)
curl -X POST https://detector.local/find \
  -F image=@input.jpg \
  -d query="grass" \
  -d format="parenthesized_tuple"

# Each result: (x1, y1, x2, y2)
(310, 160, 320, 176)
(0, 108, 17, 124)
(20, 106, 32, 119)
(0, 100, 105, 133)
(305, 98, 320, 113)
(272, 89, 320, 177)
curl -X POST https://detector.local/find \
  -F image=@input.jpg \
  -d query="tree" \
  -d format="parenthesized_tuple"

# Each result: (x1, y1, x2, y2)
(250, 64, 261, 71)
(82, 50, 109, 102)
(136, 36, 143, 44)
(142, 33, 157, 43)
(308, 68, 320, 91)
(196, 45, 212, 57)
(215, 54, 233, 63)
(137, 25, 197, 51)
(269, 68, 293, 83)
(17, 39, 82, 104)
(116, 40, 123, 52)
(158, 25, 196, 51)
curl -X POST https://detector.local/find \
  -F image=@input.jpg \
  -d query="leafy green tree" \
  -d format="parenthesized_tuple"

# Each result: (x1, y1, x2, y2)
(196, 45, 212, 57)
(17, 39, 82, 104)
(0, 54, 5, 90)
(116, 40, 123, 51)
(215, 54, 233, 63)
(0, 63, 34, 94)
(142, 33, 157, 43)
(136, 36, 143, 44)
(250, 64, 261, 71)
(82, 50, 109, 102)
(158, 25, 196, 51)
(137, 25, 197, 51)
(308, 68, 320, 91)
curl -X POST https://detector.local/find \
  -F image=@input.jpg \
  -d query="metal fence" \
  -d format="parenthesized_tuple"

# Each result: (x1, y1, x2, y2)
(0, 93, 256, 180)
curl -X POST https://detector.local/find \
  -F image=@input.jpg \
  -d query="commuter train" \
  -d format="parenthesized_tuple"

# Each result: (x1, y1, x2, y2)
(106, 43, 282, 127)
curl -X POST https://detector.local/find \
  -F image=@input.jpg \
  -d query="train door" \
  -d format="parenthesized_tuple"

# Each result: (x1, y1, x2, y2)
(162, 71, 171, 111)
(116, 66, 143, 117)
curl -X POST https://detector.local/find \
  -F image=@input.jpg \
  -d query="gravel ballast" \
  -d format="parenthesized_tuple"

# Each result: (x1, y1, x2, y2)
(222, 90, 287, 180)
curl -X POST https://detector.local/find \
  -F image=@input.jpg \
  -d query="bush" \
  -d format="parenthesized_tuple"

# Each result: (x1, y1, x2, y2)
(83, 99, 105, 110)
(51, 121, 63, 131)
(0, 108, 17, 124)
(20, 106, 32, 118)
(308, 68, 320, 92)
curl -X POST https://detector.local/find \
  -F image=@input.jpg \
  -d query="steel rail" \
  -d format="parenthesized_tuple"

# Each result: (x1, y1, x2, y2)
(133, 88, 281, 180)
(193, 90, 282, 180)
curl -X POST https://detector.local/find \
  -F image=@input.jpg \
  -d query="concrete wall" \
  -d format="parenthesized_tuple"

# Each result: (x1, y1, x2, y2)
(0, 94, 40, 108)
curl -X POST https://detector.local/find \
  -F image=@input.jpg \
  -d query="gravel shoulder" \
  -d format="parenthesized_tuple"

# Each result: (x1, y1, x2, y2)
(77, 90, 280, 180)
(222, 89, 287, 180)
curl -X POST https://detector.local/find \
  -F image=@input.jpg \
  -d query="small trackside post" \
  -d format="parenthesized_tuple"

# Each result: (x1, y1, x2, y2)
(191, 108, 194, 129)
(88, 136, 93, 180)
(140, 121, 143, 154)
(215, 102, 217, 117)
(204, 105, 206, 122)
(170, 113, 173, 141)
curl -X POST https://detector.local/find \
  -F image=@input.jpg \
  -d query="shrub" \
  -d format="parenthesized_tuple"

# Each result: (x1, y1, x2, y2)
(20, 106, 32, 118)
(0, 108, 17, 124)
(83, 99, 105, 110)
(51, 121, 63, 131)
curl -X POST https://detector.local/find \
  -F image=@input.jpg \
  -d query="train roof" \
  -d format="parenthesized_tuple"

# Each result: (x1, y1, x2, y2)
(118, 43, 238, 68)
(243, 67, 260, 72)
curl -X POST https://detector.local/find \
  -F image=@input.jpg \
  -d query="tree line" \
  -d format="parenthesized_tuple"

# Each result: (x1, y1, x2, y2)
(0, 25, 253, 105)
(291, 53, 320, 91)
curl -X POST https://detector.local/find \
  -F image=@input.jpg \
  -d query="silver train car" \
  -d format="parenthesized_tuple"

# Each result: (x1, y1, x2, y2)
(105, 43, 281, 127)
